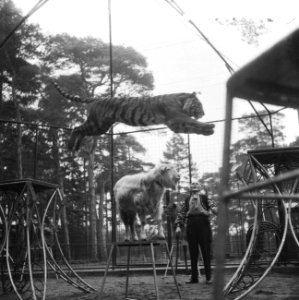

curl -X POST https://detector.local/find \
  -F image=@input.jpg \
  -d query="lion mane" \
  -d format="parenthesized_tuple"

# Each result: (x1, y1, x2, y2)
(114, 164, 180, 241)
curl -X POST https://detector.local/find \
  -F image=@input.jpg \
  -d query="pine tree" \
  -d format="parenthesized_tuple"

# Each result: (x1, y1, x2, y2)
(162, 134, 199, 191)
(40, 33, 154, 259)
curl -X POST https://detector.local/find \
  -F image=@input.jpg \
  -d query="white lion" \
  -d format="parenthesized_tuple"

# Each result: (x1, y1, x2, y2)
(114, 164, 180, 241)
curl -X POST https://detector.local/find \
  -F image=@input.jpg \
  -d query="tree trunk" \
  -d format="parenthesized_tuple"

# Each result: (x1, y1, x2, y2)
(6, 52, 23, 179)
(52, 128, 71, 259)
(0, 74, 3, 107)
(88, 151, 98, 260)
(97, 181, 108, 261)
(12, 74, 23, 179)
(60, 194, 71, 260)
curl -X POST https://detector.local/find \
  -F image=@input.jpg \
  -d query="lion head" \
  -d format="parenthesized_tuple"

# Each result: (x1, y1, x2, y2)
(155, 164, 180, 190)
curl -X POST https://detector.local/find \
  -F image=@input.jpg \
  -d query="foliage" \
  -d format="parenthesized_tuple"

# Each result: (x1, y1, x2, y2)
(43, 34, 154, 97)
(0, 0, 45, 113)
(0, 0, 46, 178)
(0, 2, 157, 259)
(225, 110, 286, 238)
(289, 136, 299, 147)
(38, 32, 156, 256)
(161, 133, 199, 191)
(215, 17, 274, 46)
(231, 110, 286, 171)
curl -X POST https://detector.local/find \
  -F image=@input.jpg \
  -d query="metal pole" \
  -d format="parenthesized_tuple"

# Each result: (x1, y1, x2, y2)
(214, 90, 233, 300)
(108, 0, 117, 265)
(33, 124, 38, 178)
(84, 158, 89, 256)
(165, 190, 172, 248)
(187, 134, 192, 185)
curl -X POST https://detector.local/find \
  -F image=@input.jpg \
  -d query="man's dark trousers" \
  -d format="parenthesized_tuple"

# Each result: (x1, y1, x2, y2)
(186, 215, 212, 281)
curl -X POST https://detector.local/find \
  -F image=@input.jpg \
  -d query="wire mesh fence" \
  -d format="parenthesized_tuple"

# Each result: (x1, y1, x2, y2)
(1, 116, 298, 265)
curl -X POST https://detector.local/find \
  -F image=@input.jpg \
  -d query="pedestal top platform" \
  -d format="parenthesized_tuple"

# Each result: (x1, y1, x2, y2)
(0, 178, 58, 192)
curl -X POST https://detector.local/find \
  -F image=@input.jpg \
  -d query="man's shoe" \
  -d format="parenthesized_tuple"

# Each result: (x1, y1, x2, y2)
(206, 279, 213, 285)
(186, 278, 198, 284)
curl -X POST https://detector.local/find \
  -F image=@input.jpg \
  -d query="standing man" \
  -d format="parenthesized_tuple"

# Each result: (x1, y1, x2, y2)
(175, 182, 217, 284)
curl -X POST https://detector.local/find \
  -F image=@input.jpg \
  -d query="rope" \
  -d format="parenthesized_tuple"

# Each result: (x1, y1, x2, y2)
(0, 106, 287, 134)
(0, 0, 50, 49)
(162, 0, 284, 146)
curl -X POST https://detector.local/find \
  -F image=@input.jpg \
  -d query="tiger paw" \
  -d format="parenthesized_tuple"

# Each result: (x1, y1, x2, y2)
(196, 122, 215, 135)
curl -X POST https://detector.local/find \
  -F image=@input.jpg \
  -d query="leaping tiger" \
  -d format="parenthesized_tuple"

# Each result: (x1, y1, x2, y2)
(53, 82, 215, 151)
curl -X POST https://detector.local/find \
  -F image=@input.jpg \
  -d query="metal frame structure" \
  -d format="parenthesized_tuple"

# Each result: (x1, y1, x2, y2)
(100, 240, 181, 300)
(214, 28, 299, 300)
(0, 179, 95, 300)
(224, 147, 299, 299)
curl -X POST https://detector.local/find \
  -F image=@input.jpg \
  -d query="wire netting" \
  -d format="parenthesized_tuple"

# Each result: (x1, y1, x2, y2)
(1, 115, 297, 264)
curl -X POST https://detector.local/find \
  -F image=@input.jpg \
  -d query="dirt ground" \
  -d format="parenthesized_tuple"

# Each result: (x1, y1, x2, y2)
(1, 270, 299, 300)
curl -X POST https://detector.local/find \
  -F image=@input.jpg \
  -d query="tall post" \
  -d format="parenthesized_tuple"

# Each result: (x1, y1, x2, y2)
(187, 134, 192, 185)
(165, 190, 172, 248)
(108, 0, 117, 265)
(33, 124, 38, 178)
(214, 90, 233, 300)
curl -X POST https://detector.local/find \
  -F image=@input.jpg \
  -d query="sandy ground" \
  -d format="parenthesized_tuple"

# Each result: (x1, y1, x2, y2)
(1, 270, 299, 300)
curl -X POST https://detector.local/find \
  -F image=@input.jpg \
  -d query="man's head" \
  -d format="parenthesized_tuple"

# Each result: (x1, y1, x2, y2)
(190, 182, 201, 193)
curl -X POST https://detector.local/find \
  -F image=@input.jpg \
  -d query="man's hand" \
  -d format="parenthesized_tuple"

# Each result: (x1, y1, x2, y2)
(175, 226, 181, 238)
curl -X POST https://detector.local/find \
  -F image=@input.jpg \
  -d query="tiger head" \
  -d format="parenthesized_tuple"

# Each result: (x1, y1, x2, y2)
(183, 92, 204, 119)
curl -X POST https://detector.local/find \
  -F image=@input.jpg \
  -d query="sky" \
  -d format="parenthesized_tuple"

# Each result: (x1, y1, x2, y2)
(12, 0, 299, 175)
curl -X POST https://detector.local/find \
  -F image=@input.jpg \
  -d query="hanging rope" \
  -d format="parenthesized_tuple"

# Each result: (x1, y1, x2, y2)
(163, 0, 279, 146)
(0, 0, 50, 49)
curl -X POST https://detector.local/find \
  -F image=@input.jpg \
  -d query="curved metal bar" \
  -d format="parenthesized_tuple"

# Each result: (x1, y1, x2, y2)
(42, 190, 87, 291)
(25, 182, 48, 300)
(233, 200, 288, 300)
(223, 195, 259, 295)
(35, 203, 47, 300)
(0, 204, 6, 254)
(224, 153, 294, 299)
(288, 177, 299, 249)
(55, 189, 96, 291)
(26, 199, 37, 300)
(43, 188, 95, 292)
(6, 214, 23, 300)
(289, 206, 299, 248)
(224, 165, 260, 296)
(4, 186, 29, 300)
(45, 245, 89, 292)
(250, 156, 276, 223)
(224, 157, 262, 296)
(289, 208, 299, 248)
(232, 157, 290, 299)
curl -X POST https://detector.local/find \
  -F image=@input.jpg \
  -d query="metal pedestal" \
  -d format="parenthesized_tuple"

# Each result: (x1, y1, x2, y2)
(100, 240, 181, 300)
(223, 148, 299, 299)
(0, 178, 95, 300)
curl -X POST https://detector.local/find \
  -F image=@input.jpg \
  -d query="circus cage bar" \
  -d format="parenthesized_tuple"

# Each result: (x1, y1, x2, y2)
(214, 28, 299, 299)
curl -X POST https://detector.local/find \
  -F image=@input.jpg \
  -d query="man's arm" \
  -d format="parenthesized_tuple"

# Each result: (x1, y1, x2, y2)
(174, 196, 189, 229)
(208, 195, 218, 216)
